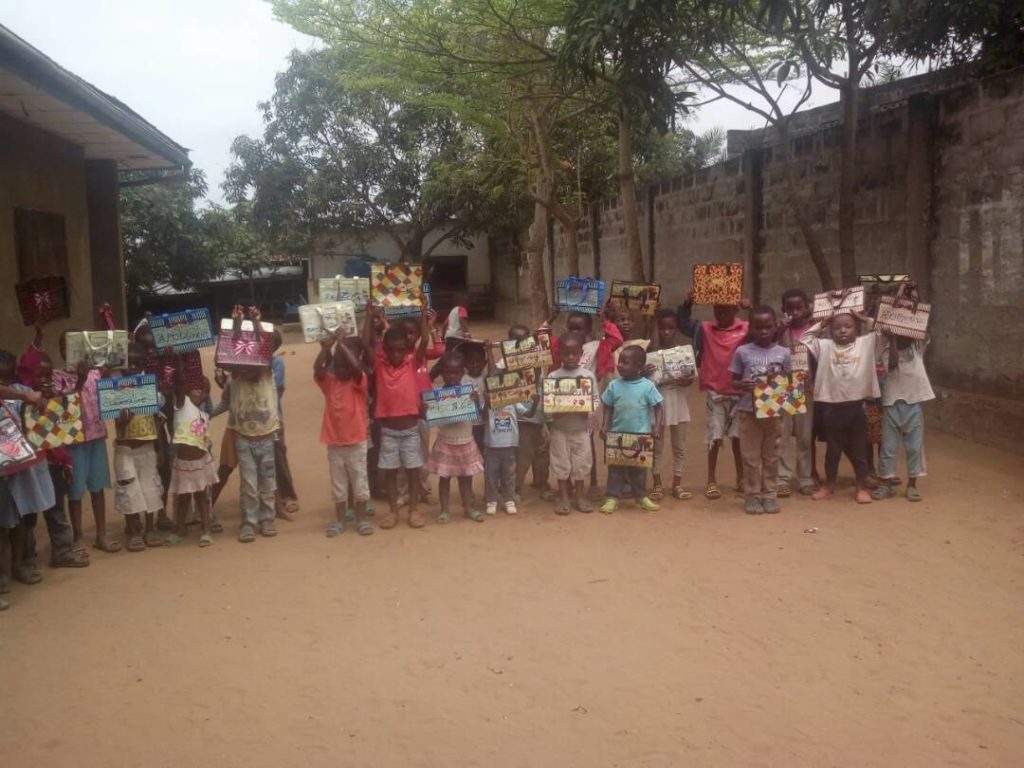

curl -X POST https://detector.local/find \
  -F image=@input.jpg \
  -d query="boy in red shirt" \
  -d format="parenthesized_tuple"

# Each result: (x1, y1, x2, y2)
(316, 332, 373, 537)
(364, 303, 431, 529)
(677, 291, 750, 500)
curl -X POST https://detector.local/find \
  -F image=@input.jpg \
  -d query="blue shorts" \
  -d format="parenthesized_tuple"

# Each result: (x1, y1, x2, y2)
(68, 439, 111, 501)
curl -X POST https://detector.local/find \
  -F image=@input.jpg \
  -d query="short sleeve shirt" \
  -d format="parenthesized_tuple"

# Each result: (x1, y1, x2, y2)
(728, 343, 793, 412)
(319, 373, 369, 446)
(601, 377, 663, 434)
(228, 371, 280, 438)
(373, 357, 421, 419)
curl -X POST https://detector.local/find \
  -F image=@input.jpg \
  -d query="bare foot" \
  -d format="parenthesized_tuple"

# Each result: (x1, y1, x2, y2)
(811, 488, 833, 501)
(855, 489, 873, 504)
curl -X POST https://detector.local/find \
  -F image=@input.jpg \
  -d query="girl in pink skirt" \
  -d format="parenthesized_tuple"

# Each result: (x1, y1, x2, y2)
(167, 355, 220, 546)
(426, 350, 484, 523)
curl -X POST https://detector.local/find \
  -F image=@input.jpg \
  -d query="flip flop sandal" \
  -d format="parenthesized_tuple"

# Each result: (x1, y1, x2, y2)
(905, 487, 923, 502)
(237, 525, 256, 543)
(378, 512, 399, 529)
(125, 535, 146, 553)
(144, 531, 164, 548)
(649, 485, 664, 502)
(555, 501, 571, 516)
(325, 521, 346, 538)
(672, 487, 693, 501)
(357, 520, 374, 536)
(704, 483, 722, 500)
(870, 484, 895, 501)
(436, 510, 450, 524)
(465, 509, 485, 522)
(93, 537, 123, 554)
(199, 533, 214, 547)
(49, 551, 89, 568)
(72, 540, 90, 556)
(777, 483, 792, 498)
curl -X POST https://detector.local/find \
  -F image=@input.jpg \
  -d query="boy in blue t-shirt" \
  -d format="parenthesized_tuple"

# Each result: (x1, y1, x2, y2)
(599, 345, 664, 513)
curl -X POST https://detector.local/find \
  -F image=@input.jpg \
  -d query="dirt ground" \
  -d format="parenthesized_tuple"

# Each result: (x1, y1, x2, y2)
(2, 321, 1023, 767)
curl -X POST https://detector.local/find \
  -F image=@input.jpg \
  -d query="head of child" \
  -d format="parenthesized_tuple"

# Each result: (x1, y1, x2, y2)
(379, 327, 408, 367)
(831, 312, 859, 345)
(655, 309, 679, 347)
(616, 344, 647, 381)
(558, 332, 584, 369)
(749, 306, 778, 347)
(33, 354, 55, 397)
(567, 312, 594, 340)
(332, 338, 361, 380)
(781, 288, 811, 326)
(272, 329, 283, 354)
(399, 317, 421, 348)
(712, 304, 740, 329)
(463, 344, 486, 377)
(0, 350, 15, 386)
(126, 342, 147, 375)
(439, 350, 466, 387)
(133, 324, 156, 353)
(508, 324, 531, 342)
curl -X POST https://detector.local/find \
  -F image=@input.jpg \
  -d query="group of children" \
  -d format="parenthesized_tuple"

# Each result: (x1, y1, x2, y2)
(0, 283, 934, 610)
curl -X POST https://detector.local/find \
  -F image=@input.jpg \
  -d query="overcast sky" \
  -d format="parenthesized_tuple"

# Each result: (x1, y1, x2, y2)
(4, 0, 833, 205)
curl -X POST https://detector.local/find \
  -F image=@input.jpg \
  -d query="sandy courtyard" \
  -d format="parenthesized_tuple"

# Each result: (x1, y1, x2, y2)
(2, 323, 1022, 767)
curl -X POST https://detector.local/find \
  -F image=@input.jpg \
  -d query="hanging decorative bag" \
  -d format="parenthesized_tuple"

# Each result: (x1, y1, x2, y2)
(754, 372, 808, 419)
(875, 283, 930, 340)
(605, 432, 655, 468)
(371, 263, 425, 315)
(15, 276, 70, 326)
(812, 287, 865, 319)
(64, 330, 129, 369)
(96, 374, 161, 421)
(0, 403, 43, 476)
(214, 318, 274, 370)
(692, 263, 743, 305)
(608, 281, 661, 315)
(148, 308, 215, 352)
(542, 376, 595, 414)
(298, 301, 359, 343)
(23, 394, 85, 449)
(422, 384, 480, 427)
(319, 275, 370, 307)
(555, 277, 605, 315)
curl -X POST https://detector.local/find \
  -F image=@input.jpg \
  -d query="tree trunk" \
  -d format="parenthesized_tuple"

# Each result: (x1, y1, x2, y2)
(777, 119, 836, 290)
(526, 192, 552, 326)
(837, 46, 860, 286)
(617, 109, 645, 282)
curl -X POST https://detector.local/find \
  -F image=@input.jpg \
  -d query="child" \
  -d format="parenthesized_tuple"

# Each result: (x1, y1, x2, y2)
(677, 292, 749, 500)
(427, 350, 485, 522)
(67, 344, 118, 552)
(483, 388, 539, 515)
(271, 329, 300, 521)
(801, 312, 880, 504)
(776, 289, 817, 496)
(443, 294, 471, 347)
(462, 341, 489, 454)
(395, 311, 443, 506)
(546, 332, 600, 515)
(167, 351, 219, 546)
(225, 306, 281, 542)
(646, 309, 695, 501)
(112, 343, 166, 551)
(366, 303, 431, 529)
(729, 307, 792, 515)
(872, 333, 934, 502)
(316, 334, 373, 536)
(0, 352, 56, 584)
(599, 344, 664, 513)
(500, 325, 553, 501)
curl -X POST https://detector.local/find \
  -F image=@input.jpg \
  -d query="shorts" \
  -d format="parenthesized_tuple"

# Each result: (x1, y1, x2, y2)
(705, 393, 740, 448)
(378, 427, 424, 470)
(168, 453, 220, 496)
(114, 444, 165, 515)
(328, 441, 370, 503)
(549, 428, 591, 482)
(219, 427, 238, 469)
(68, 439, 111, 501)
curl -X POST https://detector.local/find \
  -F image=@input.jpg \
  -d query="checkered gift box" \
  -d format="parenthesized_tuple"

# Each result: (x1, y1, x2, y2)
(24, 394, 85, 449)
(754, 372, 807, 419)
(371, 263, 424, 314)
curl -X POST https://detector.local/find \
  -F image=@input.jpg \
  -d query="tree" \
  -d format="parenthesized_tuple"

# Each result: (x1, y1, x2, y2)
(120, 169, 218, 301)
(199, 203, 277, 304)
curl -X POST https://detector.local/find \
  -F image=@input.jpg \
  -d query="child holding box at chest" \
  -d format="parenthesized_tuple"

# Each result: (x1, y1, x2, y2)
(482, 383, 539, 517)
(729, 307, 792, 515)
(599, 345, 664, 514)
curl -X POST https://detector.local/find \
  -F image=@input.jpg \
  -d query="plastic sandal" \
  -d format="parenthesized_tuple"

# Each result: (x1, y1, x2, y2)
(357, 520, 374, 536)
(465, 509, 485, 522)
(704, 483, 722, 500)
(672, 486, 692, 501)
(649, 484, 664, 502)
(199, 533, 214, 547)
(325, 521, 346, 538)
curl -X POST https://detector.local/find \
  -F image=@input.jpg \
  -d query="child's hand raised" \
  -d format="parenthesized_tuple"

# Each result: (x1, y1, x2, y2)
(249, 306, 262, 323)
(643, 363, 657, 377)
(232, 304, 245, 321)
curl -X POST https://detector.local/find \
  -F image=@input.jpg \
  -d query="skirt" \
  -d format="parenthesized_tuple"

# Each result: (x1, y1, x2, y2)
(426, 437, 484, 478)
(169, 453, 220, 496)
